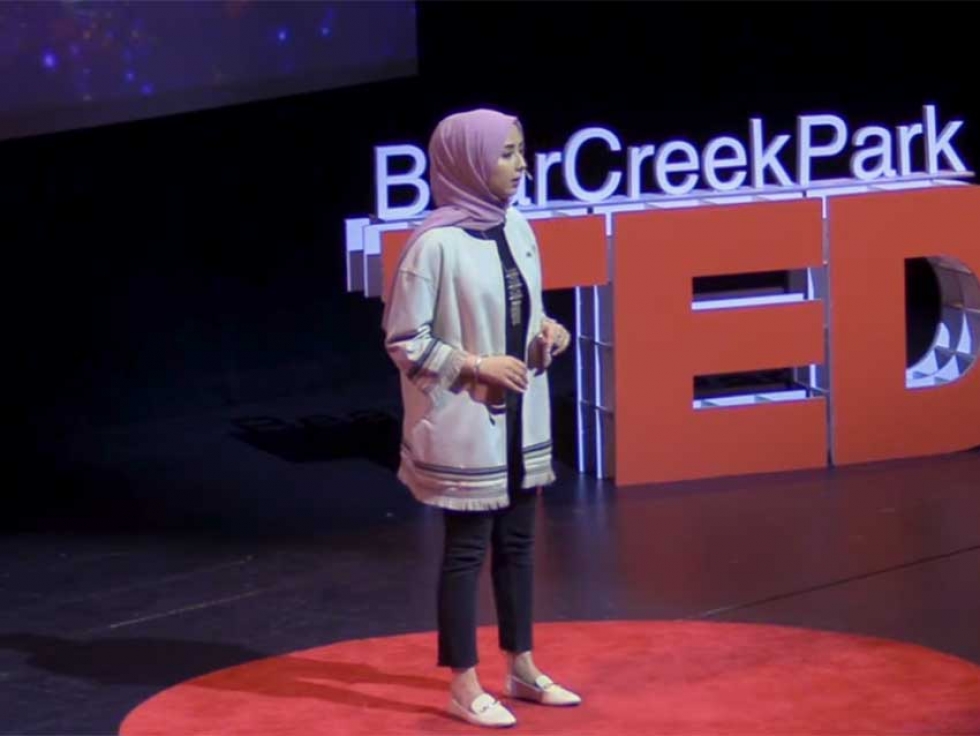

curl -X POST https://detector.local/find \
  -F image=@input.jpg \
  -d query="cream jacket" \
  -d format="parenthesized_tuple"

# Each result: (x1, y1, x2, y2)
(382, 207, 556, 511)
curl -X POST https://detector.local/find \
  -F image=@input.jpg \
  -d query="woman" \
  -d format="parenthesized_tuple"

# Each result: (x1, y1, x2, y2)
(382, 108, 581, 728)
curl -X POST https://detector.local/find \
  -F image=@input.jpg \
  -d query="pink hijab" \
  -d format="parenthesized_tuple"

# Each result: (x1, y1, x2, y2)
(381, 108, 521, 312)
(406, 107, 520, 249)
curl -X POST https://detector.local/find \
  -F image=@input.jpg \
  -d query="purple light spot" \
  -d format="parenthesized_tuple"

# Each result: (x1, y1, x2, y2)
(42, 51, 57, 69)
(277, 28, 289, 42)
(320, 26, 331, 37)
(124, 70, 135, 82)
(140, 83, 154, 96)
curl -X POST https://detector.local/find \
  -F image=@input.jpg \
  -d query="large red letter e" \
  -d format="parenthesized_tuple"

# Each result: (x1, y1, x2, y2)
(613, 200, 827, 485)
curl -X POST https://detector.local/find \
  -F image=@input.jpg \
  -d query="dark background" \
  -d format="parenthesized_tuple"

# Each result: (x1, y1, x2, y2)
(2, 1, 973, 532)
(0, 1, 418, 141)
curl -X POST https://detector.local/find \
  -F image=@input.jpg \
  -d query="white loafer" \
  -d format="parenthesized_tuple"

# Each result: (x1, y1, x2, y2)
(505, 673, 582, 706)
(448, 692, 517, 728)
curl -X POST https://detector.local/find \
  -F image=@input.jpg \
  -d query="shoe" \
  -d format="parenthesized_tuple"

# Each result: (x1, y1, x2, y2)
(448, 692, 517, 728)
(504, 673, 582, 706)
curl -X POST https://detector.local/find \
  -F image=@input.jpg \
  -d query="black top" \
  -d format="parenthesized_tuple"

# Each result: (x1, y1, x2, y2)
(465, 224, 530, 491)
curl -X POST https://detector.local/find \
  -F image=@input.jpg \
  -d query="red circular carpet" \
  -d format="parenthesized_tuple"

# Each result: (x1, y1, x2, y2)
(120, 621, 980, 735)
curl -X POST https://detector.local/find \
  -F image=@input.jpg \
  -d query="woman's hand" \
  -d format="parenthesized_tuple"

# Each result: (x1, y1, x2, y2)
(474, 355, 529, 393)
(530, 318, 571, 370)
(538, 318, 572, 357)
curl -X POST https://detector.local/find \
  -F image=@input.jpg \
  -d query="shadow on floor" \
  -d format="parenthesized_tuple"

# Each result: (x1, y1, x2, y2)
(0, 632, 268, 687)
(230, 410, 400, 470)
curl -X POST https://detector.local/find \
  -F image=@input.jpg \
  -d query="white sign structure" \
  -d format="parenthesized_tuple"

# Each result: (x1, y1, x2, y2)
(369, 104, 969, 220)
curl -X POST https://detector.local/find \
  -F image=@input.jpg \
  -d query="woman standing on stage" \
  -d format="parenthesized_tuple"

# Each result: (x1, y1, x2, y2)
(382, 108, 581, 728)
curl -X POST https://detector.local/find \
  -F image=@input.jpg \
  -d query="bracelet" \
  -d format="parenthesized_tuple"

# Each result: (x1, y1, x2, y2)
(473, 355, 486, 383)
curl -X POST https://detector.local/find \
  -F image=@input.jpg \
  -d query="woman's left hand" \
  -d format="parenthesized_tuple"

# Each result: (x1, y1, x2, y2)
(538, 318, 572, 358)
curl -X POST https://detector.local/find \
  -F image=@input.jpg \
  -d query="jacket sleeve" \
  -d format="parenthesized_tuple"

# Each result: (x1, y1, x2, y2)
(382, 238, 468, 395)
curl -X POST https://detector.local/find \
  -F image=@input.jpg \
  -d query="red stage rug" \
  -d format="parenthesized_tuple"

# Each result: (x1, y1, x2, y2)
(119, 621, 980, 735)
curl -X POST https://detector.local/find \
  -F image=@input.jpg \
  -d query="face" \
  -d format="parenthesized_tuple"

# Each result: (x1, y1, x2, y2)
(488, 124, 527, 201)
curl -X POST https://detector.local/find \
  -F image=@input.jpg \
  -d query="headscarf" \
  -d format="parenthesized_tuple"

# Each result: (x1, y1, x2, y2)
(381, 108, 521, 314)
(404, 108, 520, 249)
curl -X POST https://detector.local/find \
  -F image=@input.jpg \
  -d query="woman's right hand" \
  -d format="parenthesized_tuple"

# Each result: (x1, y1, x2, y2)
(477, 355, 529, 393)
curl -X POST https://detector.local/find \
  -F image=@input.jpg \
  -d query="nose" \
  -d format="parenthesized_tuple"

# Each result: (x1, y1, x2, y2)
(516, 152, 527, 171)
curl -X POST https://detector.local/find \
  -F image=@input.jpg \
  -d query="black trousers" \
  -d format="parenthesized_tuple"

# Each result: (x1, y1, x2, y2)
(436, 485, 537, 668)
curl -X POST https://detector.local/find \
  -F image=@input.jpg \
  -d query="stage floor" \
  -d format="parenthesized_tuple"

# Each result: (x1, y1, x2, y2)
(3, 413, 979, 733)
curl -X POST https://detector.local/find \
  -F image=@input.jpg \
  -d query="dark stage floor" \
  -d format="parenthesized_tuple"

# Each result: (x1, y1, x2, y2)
(3, 394, 980, 734)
